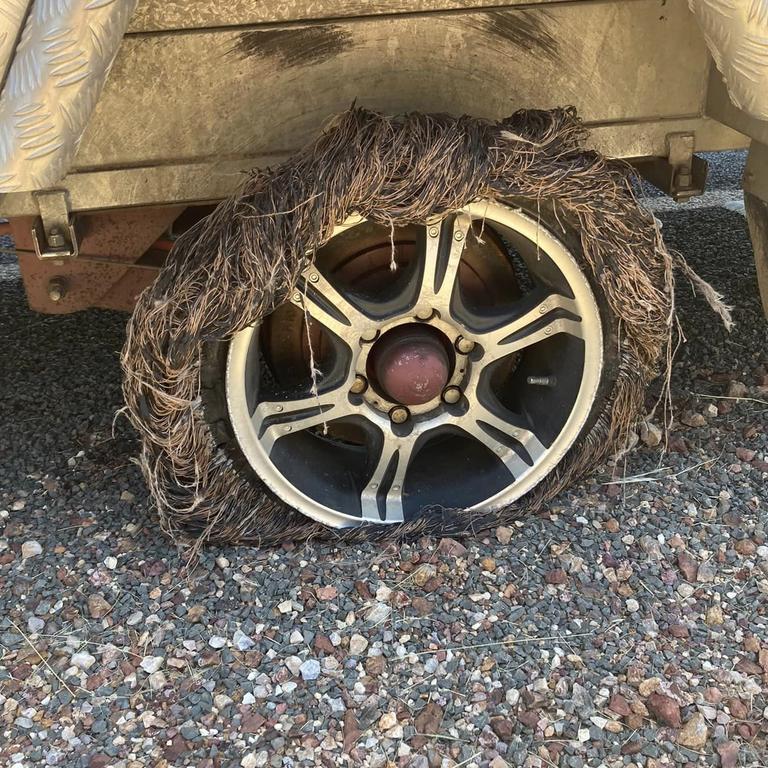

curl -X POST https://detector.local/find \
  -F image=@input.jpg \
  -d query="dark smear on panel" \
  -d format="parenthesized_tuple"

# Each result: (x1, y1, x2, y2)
(233, 25, 354, 69)
(476, 10, 560, 61)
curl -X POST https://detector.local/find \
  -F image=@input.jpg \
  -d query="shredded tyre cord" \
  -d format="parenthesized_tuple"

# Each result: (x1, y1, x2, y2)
(121, 107, 732, 550)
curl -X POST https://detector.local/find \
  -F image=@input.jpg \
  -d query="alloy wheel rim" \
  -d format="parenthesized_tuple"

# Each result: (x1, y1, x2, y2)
(226, 200, 603, 527)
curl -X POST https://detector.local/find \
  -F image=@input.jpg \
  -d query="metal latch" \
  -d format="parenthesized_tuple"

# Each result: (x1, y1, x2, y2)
(31, 190, 79, 260)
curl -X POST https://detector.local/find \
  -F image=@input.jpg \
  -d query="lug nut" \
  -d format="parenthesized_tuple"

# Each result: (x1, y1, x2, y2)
(428, 226, 439, 238)
(414, 306, 433, 321)
(47, 277, 66, 303)
(442, 386, 462, 404)
(360, 328, 378, 343)
(47, 227, 65, 249)
(389, 406, 410, 424)
(350, 375, 368, 394)
(455, 336, 475, 354)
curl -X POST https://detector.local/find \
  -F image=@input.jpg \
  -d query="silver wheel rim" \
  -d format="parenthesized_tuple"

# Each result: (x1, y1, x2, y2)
(226, 200, 603, 527)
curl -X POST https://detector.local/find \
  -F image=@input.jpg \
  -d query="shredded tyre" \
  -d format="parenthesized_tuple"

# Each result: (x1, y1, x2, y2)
(121, 107, 726, 547)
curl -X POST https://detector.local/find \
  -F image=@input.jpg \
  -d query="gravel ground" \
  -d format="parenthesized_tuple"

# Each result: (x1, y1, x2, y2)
(1, 153, 767, 768)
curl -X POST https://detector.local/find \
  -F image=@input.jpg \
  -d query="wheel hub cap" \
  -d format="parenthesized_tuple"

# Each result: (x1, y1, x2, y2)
(370, 325, 451, 405)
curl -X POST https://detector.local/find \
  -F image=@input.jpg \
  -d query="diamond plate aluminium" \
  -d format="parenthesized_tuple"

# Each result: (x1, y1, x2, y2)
(690, 0, 768, 121)
(0, 0, 30, 93)
(0, 0, 138, 194)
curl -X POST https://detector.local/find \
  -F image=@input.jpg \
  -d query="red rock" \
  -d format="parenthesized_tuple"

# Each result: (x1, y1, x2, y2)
(621, 740, 644, 755)
(716, 741, 739, 768)
(545, 569, 568, 585)
(316, 585, 338, 601)
(734, 539, 756, 556)
(608, 694, 633, 717)
(668, 435, 689, 454)
(241, 712, 266, 733)
(343, 710, 361, 753)
(10, 661, 32, 680)
(89, 757, 111, 768)
(143, 559, 166, 577)
(365, 655, 385, 676)
(486, 716, 512, 741)
(412, 702, 444, 748)
(736, 447, 756, 462)
(438, 538, 467, 557)
(87, 594, 111, 619)
(677, 552, 699, 582)
(668, 624, 689, 638)
(517, 710, 540, 729)
(646, 693, 681, 728)
(735, 658, 763, 676)
(725, 698, 748, 719)
(703, 687, 722, 704)
(661, 569, 678, 585)
(164, 734, 188, 762)
(314, 634, 336, 655)
(726, 381, 748, 398)
(392, 590, 410, 608)
(681, 411, 706, 428)
(198, 652, 220, 668)
(743, 634, 761, 653)
(412, 597, 433, 616)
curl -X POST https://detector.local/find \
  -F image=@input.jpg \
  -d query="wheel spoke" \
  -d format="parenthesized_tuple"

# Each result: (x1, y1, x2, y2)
(253, 383, 354, 455)
(360, 436, 417, 523)
(458, 402, 546, 479)
(414, 213, 472, 315)
(289, 269, 373, 342)
(478, 293, 584, 362)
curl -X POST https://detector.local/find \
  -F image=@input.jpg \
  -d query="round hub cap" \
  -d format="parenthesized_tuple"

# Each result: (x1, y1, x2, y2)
(370, 325, 450, 405)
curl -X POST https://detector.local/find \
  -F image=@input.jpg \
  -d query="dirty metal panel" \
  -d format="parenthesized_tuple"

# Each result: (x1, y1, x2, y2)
(128, 0, 567, 32)
(12, 207, 182, 314)
(75, 0, 710, 170)
(0, 117, 747, 217)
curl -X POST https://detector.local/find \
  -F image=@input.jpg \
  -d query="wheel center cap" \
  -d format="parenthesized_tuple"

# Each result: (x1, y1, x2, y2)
(370, 324, 451, 406)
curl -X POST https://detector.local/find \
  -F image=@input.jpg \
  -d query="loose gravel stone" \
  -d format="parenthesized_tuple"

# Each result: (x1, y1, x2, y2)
(139, 656, 164, 674)
(69, 652, 96, 670)
(299, 659, 321, 681)
(20, 540, 42, 558)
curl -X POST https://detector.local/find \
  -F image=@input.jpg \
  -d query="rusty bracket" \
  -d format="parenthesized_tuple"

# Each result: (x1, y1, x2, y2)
(31, 190, 79, 260)
(634, 132, 708, 202)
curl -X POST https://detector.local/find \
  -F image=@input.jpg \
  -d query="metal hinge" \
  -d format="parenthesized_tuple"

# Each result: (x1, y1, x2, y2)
(31, 190, 79, 260)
